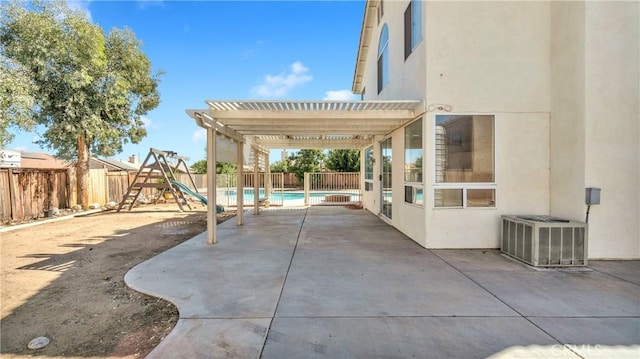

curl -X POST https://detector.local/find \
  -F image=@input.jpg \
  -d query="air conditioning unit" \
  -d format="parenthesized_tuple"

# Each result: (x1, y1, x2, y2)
(501, 215, 588, 267)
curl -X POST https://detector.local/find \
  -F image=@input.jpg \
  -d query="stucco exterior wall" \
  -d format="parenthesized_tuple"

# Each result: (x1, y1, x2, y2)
(550, 1, 640, 259)
(425, 1, 550, 112)
(356, 0, 638, 257)
(549, 1, 586, 223)
(583, 1, 639, 259)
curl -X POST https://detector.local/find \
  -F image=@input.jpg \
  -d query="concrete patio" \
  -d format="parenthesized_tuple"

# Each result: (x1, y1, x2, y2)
(125, 206, 640, 358)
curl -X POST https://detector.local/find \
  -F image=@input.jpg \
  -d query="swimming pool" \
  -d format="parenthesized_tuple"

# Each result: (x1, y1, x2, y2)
(221, 189, 360, 205)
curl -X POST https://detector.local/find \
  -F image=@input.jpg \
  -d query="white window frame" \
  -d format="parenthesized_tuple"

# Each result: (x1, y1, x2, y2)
(364, 146, 374, 192)
(404, 117, 424, 207)
(432, 114, 496, 209)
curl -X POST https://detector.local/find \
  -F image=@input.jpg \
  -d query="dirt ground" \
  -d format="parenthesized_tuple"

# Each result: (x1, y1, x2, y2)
(1, 203, 234, 358)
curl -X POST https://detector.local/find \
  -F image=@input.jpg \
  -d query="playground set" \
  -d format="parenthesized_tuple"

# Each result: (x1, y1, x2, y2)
(117, 148, 220, 212)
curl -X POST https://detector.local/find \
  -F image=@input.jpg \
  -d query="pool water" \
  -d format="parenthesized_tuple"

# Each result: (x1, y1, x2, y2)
(224, 189, 357, 202)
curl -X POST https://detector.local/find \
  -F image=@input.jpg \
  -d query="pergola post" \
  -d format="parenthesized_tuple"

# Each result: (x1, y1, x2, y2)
(265, 152, 271, 207)
(236, 141, 244, 225)
(207, 127, 217, 244)
(253, 147, 260, 215)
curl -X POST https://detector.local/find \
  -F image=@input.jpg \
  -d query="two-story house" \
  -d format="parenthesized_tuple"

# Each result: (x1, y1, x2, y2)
(353, 0, 638, 259)
(188, 0, 638, 259)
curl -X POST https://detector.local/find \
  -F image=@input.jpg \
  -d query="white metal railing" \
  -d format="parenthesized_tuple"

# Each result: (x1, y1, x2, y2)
(304, 172, 361, 206)
(215, 173, 285, 208)
(193, 172, 361, 208)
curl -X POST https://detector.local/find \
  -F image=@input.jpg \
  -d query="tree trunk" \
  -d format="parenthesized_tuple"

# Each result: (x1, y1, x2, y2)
(77, 133, 90, 209)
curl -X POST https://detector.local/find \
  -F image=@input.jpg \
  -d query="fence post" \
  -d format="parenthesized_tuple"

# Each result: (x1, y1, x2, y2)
(304, 172, 310, 206)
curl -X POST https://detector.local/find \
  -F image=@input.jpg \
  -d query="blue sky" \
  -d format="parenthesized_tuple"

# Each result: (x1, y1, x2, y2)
(6, 0, 365, 164)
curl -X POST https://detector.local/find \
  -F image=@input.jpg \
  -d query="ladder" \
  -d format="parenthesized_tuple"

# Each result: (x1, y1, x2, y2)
(117, 148, 200, 212)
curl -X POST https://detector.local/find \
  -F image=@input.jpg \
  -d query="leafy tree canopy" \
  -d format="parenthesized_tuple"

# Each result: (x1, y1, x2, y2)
(1, 0, 161, 207)
(0, 54, 35, 147)
(326, 149, 360, 172)
(190, 160, 237, 175)
(270, 158, 291, 173)
(288, 149, 326, 181)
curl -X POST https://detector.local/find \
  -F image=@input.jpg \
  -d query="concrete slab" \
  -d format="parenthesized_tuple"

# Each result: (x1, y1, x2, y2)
(215, 225, 299, 250)
(590, 260, 640, 285)
(465, 270, 640, 317)
(125, 233, 294, 318)
(123, 206, 638, 358)
(298, 225, 419, 250)
(276, 248, 518, 317)
(146, 318, 269, 359)
(530, 317, 640, 346)
(302, 209, 389, 228)
(433, 249, 538, 273)
(262, 317, 579, 359)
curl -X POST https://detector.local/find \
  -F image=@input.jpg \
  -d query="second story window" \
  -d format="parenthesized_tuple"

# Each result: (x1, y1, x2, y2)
(404, 0, 423, 60)
(377, 0, 384, 24)
(378, 24, 389, 94)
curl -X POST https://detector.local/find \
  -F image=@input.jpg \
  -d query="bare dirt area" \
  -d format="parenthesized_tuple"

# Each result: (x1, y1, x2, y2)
(1, 203, 234, 358)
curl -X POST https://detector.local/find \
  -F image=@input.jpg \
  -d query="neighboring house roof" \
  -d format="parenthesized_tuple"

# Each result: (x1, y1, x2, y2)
(18, 151, 70, 170)
(90, 157, 140, 171)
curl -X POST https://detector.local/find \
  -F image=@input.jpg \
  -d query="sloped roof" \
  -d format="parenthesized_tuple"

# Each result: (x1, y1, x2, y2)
(90, 158, 140, 171)
(19, 151, 70, 170)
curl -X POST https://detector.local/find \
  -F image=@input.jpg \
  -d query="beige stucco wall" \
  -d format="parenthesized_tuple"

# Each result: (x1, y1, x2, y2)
(357, 1, 638, 257)
(550, 1, 640, 259)
(425, 1, 550, 112)
(583, 1, 639, 258)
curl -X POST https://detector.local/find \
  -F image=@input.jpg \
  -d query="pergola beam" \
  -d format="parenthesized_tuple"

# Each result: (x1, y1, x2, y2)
(254, 138, 373, 149)
(205, 110, 416, 121)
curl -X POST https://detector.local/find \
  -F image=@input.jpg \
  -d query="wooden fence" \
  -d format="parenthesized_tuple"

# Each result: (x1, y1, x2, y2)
(0, 169, 70, 224)
(1, 168, 155, 224)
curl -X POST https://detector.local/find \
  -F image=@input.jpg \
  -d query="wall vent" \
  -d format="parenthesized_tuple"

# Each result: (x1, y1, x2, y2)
(501, 215, 588, 267)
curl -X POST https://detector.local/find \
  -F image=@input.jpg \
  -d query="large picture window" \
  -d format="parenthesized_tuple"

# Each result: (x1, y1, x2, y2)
(434, 115, 495, 208)
(378, 24, 389, 94)
(404, 118, 423, 205)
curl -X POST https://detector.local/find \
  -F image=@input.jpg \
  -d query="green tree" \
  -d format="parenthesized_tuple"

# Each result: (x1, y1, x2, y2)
(190, 159, 207, 174)
(270, 158, 291, 173)
(1, 1, 161, 208)
(326, 149, 360, 172)
(288, 149, 326, 182)
(0, 54, 35, 147)
(190, 160, 236, 175)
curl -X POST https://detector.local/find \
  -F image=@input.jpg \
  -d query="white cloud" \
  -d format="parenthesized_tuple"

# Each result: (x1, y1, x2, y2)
(323, 89, 358, 101)
(66, 1, 93, 21)
(192, 129, 206, 143)
(141, 116, 153, 128)
(138, 0, 164, 10)
(251, 61, 313, 98)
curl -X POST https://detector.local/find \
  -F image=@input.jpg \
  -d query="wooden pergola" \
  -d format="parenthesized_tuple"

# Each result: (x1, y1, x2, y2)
(186, 100, 424, 244)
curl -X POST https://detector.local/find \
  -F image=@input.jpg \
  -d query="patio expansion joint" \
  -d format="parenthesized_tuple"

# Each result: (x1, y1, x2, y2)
(589, 267, 640, 287)
(258, 207, 308, 359)
(428, 250, 586, 358)
(272, 315, 525, 319)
